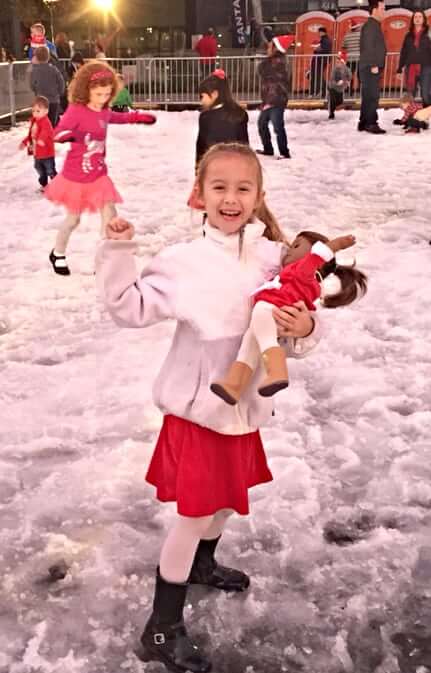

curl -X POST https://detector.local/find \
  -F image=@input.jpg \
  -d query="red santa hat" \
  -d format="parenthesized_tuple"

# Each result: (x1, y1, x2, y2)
(272, 35, 295, 54)
(338, 50, 348, 63)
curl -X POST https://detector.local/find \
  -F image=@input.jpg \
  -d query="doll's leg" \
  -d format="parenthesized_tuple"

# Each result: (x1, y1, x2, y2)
(248, 301, 279, 353)
(237, 326, 260, 370)
(189, 508, 250, 592)
(210, 332, 256, 405)
(100, 201, 117, 238)
(250, 301, 289, 397)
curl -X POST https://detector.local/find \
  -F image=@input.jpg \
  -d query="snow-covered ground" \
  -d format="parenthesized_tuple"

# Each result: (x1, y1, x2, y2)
(1, 109, 431, 673)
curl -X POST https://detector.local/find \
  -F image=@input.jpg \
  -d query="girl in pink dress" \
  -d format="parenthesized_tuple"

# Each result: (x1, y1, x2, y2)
(45, 60, 156, 276)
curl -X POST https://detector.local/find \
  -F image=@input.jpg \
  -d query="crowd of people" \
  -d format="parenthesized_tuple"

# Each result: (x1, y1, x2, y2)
(10, 4, 430, 671)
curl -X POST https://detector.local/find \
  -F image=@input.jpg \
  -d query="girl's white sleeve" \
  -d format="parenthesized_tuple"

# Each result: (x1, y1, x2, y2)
(95, 240, 176, 328)
(278, 314, 323, 359)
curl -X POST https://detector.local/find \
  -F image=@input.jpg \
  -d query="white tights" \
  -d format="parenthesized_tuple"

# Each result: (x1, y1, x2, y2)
(55, 202, 117, 255)
(237, 300, 278, 369)
(159, 509, 234, 583)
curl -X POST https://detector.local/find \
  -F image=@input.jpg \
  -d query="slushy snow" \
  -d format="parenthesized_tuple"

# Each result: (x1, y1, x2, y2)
(1, 108, 431, 673)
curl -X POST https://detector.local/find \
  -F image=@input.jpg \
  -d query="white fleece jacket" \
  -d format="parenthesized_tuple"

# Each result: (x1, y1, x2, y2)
(96, 222, 322, 435)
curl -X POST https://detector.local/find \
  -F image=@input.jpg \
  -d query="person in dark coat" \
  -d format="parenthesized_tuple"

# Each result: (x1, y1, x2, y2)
(188, 69, 249, 208)
(397, 10, 431, 106)
(66, 51, 84, 80)
(310, 26, 332, 98)
(358, 0, 387, 134)
(30, 45, 65, 127)
(257, 34, 293, 159)
(195, 70, 248, 167)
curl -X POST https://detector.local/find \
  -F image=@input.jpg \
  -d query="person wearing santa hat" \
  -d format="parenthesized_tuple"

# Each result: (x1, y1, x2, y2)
(327, 50, 352, 119)
(257, 34, 294, 159)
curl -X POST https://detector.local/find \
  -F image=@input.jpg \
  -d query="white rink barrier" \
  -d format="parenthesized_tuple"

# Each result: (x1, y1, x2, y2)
(1, 53, 405, 124)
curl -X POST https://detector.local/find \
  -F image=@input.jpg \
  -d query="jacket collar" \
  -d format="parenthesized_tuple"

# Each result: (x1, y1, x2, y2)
(203, 220, 266, 253)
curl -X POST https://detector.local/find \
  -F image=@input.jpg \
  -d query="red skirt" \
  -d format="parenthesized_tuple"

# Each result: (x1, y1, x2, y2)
(146, 415, 273, 517)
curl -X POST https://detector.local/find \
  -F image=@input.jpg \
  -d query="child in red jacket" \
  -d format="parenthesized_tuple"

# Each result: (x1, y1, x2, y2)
(211, 231, 368, 404)
(19, 96, 57, 190)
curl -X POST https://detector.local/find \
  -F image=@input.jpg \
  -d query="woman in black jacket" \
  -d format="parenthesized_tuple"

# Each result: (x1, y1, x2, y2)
(397, 11, 431, 106)
(195, 70, 249, 167)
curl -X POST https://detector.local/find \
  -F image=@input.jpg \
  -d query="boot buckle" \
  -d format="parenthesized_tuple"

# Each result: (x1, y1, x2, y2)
(154, 633, 165, 645)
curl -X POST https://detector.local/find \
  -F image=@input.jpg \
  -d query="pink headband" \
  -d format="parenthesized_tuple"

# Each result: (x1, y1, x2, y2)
(90, 70, 113, 82)
(212, 69, 226, 80)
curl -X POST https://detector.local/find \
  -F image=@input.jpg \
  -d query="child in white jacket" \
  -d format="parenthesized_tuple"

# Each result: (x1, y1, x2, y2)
(96, 142, 321, 673)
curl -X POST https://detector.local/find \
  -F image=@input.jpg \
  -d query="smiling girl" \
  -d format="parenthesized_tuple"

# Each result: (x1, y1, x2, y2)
(45, 61, 156, 276)
(96, 143, 321, 673)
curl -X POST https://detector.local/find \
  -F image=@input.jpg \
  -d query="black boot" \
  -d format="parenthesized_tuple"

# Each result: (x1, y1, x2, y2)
(139, 569, 212, 673)
(189, 536, 250, 592)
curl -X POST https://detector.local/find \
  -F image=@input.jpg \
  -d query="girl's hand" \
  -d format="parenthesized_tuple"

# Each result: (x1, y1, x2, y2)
(273, 301, 314, 338)
(106, 217, 135, 241)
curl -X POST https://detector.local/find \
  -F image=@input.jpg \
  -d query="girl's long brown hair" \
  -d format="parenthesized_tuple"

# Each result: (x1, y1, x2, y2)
(68, 60, 119, 106)
(196, 142, 285, 242)
(409, 10, 427, 34)
(298, 230, 368, 308)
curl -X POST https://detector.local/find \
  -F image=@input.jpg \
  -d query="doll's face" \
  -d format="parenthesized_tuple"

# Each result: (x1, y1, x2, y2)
(201, 154, 261, 235)
(88, 84, 113, 110)
(282, 236, 312, 266)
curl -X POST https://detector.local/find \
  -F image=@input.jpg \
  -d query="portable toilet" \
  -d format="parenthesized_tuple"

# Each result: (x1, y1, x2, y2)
(294, 11, 335, 95)
(382, 8, 412, 93)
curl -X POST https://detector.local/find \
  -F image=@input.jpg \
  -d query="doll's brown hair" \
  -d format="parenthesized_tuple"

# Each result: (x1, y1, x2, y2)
(196, 142, 285, 243)
(68, 60, 119, 106)
(297, 230, 368, 308)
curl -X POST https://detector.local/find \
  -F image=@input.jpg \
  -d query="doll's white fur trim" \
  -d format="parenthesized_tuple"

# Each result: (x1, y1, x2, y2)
(311, 241, 334, 262)
(321, 273, 342, 297)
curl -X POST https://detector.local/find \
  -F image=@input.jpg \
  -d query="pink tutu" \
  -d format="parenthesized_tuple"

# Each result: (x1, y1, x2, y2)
(45, 174, 123, 214)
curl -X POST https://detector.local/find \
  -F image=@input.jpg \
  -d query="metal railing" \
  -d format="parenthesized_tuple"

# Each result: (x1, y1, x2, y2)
(1, 53, 405, 124)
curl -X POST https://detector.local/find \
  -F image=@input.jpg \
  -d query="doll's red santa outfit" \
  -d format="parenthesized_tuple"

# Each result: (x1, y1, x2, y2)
(211, 240, 333, 403)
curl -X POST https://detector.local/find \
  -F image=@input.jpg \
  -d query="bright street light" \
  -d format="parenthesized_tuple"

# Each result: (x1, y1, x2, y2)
(93, 0, 114, 9)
